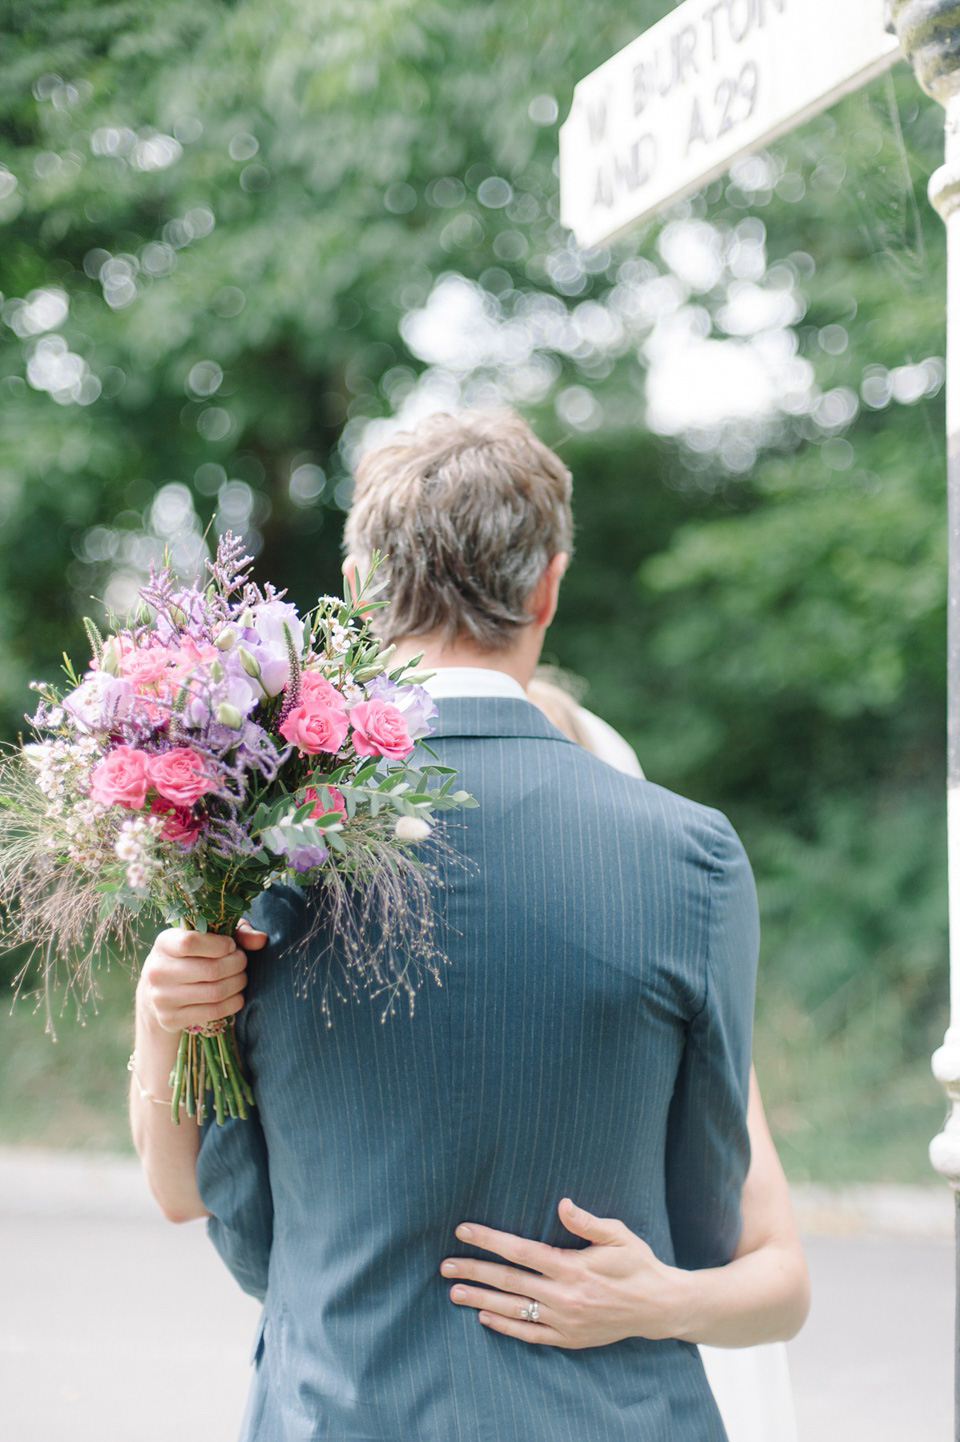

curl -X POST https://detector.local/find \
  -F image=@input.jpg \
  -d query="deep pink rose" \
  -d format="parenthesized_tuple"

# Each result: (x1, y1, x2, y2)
(147, 747, 218, 807)
(151, 797, 204, 847)
(303, 784, 347, 821)
(299, 672, 348, 712)
(279, 702, 350, 755)
(349, 699, 415, 761)
(88, 746, 151, 809)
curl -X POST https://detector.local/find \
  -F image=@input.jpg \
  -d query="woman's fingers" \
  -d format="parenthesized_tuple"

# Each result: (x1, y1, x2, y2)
(156, 928, 236, 959)
(450, 1283, 556, 1324)
(141, 930, 249, 1031)
(235, 919, 268, 950)
(151, 994, 246, 1032)
(149, 947, 247, 986)
(475, 1309, 566, 1347)
(452, 1221, 568, 1279)
(559, 1198, 629, 1246)
(441, 1256, 557, 1301)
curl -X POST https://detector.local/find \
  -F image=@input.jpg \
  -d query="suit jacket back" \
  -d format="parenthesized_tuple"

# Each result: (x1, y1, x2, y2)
(198, 696, 759, 1441)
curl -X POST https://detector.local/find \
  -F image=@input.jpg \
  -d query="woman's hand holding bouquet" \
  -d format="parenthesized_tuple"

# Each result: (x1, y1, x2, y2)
(0, 534, 476, 1125)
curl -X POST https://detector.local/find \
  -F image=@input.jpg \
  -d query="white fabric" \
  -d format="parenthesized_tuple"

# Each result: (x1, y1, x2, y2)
(575, 706, 799, 1442)
(573, 706, 645, 778)
(700, 1343, 799, 1442)
(422, 667, 528, 701)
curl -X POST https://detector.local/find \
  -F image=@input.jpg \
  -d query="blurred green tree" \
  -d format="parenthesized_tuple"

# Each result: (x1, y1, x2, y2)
(0, 1, 949, 1176)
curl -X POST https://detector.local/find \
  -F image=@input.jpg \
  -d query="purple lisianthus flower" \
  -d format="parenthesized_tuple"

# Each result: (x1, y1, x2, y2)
(270, 820, 329, 873)
(185, 665, 261, 729)
(286, 842, 329, 874)
(237, 636, 291, 697)
(63, 673, 134, 732)
(362, 675, 437, 741)
(251, 601, 304, 663)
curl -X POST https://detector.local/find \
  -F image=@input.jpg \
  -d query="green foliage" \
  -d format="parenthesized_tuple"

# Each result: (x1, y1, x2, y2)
(0, 2, 951, 1175)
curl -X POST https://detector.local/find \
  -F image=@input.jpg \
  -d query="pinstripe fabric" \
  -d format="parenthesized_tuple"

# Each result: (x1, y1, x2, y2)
(197, 697, 759, 1441)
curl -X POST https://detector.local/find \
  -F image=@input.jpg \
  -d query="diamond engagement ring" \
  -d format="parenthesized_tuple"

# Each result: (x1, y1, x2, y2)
(520, 1300, 541, 1323)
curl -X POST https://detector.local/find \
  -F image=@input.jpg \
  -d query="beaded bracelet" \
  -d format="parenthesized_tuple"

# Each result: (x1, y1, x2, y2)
(127, 1051, 185, 1108)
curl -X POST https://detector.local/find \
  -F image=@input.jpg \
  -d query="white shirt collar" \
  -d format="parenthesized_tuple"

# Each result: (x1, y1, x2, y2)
(422, 667, 528, 702)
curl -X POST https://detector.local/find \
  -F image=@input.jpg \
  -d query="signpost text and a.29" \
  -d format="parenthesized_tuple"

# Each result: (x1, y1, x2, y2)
(560, 0, 901, 249)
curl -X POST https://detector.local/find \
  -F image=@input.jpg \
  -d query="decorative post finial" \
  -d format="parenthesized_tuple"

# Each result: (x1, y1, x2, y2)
(892, 2, 960, 103)
(892, 0, 960, 1215)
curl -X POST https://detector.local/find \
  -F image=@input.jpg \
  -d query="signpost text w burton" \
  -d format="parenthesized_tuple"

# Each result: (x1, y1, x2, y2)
(560, 0, 901, 248)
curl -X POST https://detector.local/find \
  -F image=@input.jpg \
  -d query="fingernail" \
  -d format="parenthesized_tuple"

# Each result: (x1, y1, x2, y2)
(440, 1261, 457, 1276)
(456, 1225, 472, 1240)
(479, 1312, 491, 1324)
(451, 1286, 466, 1300)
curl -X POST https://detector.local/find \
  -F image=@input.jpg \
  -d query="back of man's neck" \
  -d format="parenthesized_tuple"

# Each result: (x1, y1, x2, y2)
(391, 638, 535, 689)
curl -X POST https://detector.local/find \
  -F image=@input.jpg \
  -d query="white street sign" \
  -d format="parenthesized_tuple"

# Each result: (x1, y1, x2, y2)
(559, 0, 902, 249)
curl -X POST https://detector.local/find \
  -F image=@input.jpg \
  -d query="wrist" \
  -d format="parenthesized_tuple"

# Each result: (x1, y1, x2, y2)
(134, 987, 181, 1080)
(656, 1263, 703, 1343)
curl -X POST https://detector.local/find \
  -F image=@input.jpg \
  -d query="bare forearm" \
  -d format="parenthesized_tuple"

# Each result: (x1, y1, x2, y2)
(129, 991, 207, 1224)
(668, 1242, 810, 1347)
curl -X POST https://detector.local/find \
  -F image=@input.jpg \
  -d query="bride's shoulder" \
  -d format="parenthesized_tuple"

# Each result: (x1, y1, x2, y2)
(571, 705, 644, 779)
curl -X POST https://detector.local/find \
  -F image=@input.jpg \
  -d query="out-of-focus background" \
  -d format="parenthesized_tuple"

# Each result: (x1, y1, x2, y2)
(0, 4, 955, 1438)
(0, 3, 949, 1183)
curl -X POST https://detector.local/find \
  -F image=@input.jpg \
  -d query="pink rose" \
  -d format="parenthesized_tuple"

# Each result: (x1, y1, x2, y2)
(147, 747, 218, 807)
(349, 699, 415, 761)
(121, 648, 173, 690)
(303, 784, 347, 821)
(151, 797, 204, 847)
(88, 746, 151, 809)
(170, 637, 219, 683)
(299, 672, 348, 712)
(279, 702, 350, 755)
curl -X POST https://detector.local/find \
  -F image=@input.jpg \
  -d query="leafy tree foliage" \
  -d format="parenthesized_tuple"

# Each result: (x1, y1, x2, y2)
(0, 1, 949, 1174)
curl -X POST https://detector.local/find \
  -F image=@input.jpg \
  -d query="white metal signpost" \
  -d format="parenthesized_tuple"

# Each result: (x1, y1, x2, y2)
(560, 0, 900, 248)
(561, 2, 960, 1431)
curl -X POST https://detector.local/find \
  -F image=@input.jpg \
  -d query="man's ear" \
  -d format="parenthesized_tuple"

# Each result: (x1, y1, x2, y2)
(530, 552, 569, 629)
(342, 555, 361, 604)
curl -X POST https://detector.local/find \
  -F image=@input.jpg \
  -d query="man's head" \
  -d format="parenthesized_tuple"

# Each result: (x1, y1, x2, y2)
(343, 409, 572, 669)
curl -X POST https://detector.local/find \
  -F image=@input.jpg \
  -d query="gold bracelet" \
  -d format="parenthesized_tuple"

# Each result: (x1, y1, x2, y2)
(127, 1051, 184, 1108)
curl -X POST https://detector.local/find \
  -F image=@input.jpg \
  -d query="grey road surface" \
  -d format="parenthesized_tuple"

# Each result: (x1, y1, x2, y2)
(0, 1153, 953, 1442)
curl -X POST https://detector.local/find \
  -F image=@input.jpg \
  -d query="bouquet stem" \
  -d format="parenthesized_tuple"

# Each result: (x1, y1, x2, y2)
(169, 1019, 253, 1125)
(168, 919, 256, 1126)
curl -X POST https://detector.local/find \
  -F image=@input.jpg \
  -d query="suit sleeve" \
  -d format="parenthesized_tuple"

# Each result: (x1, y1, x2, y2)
(664, 812, 759, 1271)
(195, 998, 274, 1301)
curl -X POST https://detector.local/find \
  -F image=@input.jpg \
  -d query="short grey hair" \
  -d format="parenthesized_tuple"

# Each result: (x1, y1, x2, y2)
(343, 409, 574, 650)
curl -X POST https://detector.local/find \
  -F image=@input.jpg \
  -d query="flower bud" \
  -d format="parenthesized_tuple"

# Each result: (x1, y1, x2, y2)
(214, 627, 237, 651)
(210, 659, 224, 683)
(101, 639, 121, 677)
(238, 648, 261, 679)
(169, 604, 188, 629)
(216, 703, 244, 729)
(394, 815, 432, 843)
(238, 608, 254, 629)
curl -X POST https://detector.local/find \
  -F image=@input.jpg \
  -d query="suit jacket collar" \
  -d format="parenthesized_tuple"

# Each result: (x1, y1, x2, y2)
(428, 695, 578, 745)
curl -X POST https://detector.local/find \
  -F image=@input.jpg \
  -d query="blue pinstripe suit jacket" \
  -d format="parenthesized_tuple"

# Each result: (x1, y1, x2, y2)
(197, 697, 759, 1441)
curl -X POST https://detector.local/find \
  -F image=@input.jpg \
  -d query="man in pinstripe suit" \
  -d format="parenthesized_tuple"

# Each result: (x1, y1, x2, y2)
(191, 409, 759, 1439)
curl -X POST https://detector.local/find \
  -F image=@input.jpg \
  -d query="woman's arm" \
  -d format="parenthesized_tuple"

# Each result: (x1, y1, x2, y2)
(129, 922, 265, 1223)
(438, 1069, 810, 1350)
(674, 1067, 811, 1346)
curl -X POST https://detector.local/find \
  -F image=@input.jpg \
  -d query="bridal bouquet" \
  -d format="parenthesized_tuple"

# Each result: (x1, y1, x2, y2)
(0, 533, 475, 1125)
